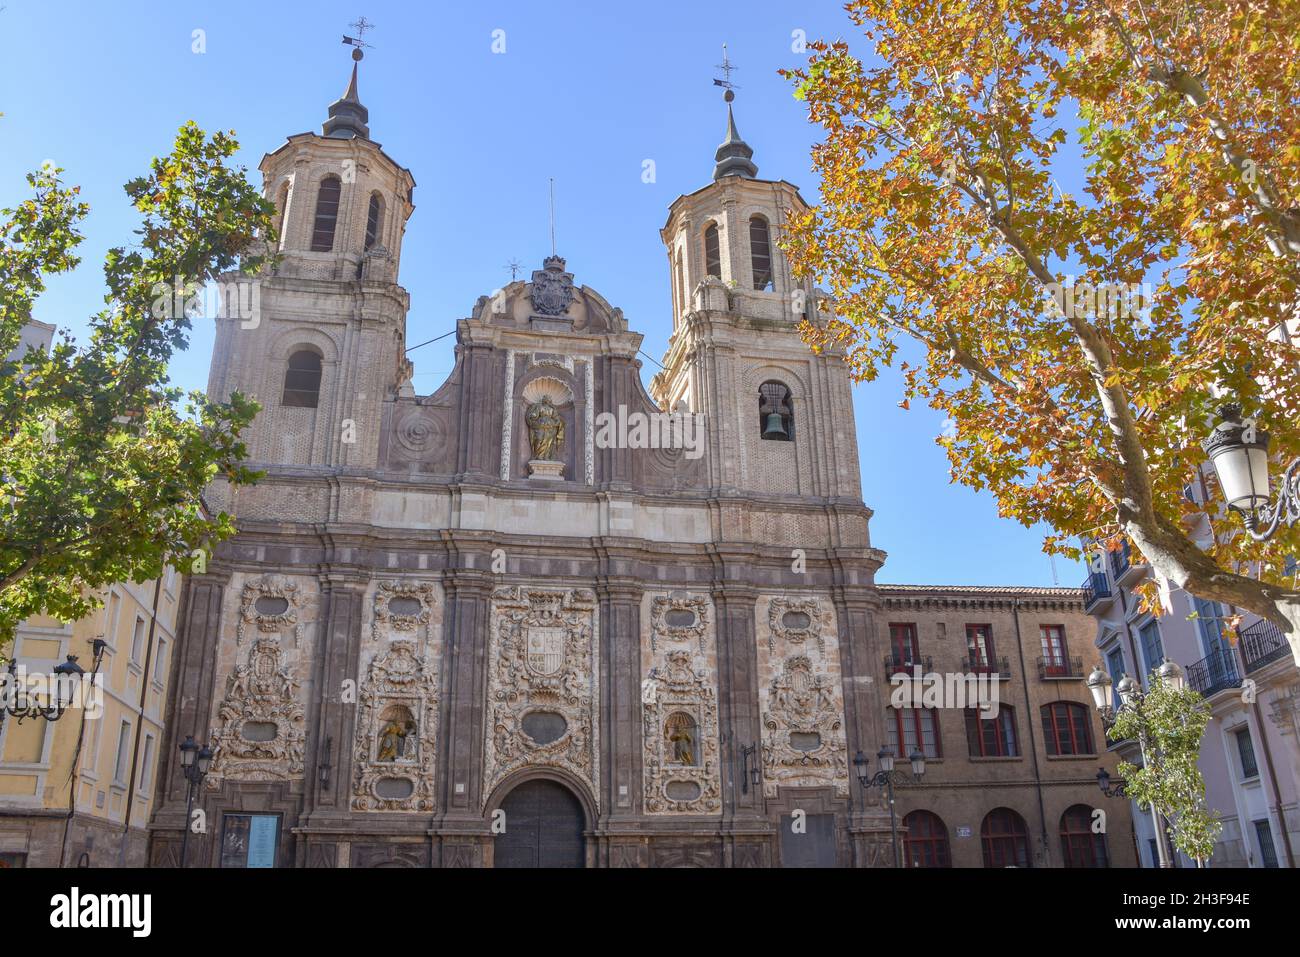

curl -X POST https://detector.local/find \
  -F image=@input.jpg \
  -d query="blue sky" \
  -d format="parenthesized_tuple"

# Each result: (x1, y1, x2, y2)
(0, 0, 1069, 587)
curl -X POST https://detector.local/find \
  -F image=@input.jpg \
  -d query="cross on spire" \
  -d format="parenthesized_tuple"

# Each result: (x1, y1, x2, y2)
(713, 43, 740, 98)
(343, 15, 376, 57)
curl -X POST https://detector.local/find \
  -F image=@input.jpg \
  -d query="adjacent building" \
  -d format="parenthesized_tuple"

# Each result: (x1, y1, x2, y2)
(0, 572, 181, 867)
(1084, 494, 1300, 867)
(876, 585, 1137, 867)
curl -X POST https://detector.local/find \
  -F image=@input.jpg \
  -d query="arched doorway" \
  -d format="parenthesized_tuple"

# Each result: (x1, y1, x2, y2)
(494, 779, 585, 868)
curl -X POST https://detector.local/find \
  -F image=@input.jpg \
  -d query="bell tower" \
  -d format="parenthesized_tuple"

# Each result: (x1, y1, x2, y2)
(207, 40, 416, 473)
(651, 83, 863, 500)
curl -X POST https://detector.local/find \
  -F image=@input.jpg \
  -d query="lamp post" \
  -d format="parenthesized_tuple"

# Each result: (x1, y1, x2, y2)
(1086, 663, 1184, 868)
(1, 655, 87, 725)
(178, 735, 214, 868)
(1203, 405, 1300, 541)
(853, 745, 926, 868)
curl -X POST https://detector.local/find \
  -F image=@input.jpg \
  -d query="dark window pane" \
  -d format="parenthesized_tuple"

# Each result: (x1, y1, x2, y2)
(704, 223, 721, 279)
(749, 216, 773, 291)
(311, 177, 342, 252)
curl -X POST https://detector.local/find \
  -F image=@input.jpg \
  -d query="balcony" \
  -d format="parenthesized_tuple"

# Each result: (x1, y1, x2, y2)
(961, 656, 1011, 679)
(1239, 619, 1292, 674)
(883, 654, 932, 676)
(1082, 573, 1113, 612)
(1037, 655, 1085, 680)
(1186, 649, 1241, 698)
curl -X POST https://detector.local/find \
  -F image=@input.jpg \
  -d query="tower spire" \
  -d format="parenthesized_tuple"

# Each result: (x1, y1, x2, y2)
(325, 17, 374, 140)
(711, 44, 757, 180)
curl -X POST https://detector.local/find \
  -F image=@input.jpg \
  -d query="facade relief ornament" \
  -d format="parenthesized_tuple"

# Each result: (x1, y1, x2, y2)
(351, 640, 439, 812)
(208, 634, 306, 786)
(484, 587, 600, 807)
(236, 574, 302, 646)
(642, 649, 721, 814)
(760, 597, 849, 798)
(371, 580, 437, 642)
(529, 255, 575, 317)
(767, 596, 831, 654)
(649, 594, 711, 652)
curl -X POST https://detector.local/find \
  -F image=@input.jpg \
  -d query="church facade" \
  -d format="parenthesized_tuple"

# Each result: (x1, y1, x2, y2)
(145, 60, 1130, 868)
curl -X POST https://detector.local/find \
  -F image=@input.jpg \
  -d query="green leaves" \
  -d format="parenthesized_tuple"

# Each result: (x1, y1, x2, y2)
(1108, 673, 1223, 864)
(0, 125, 276, 656)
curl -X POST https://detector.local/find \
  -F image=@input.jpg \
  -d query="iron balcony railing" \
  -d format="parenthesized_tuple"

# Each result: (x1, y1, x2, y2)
(883, 654, 932, 675)
(961, 655, 1011, 678)
(1037, 655, 1085, 679)
(1082, 573, 1112, 609)
(1186, 648, 1241, 698)
(1239, 619, 1291, 674)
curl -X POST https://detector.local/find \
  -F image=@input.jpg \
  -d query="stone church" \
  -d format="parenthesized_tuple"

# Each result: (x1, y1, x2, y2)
(147, 57, 1123, 869)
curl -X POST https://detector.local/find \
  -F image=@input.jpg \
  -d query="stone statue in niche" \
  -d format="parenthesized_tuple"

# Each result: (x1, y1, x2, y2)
(526, 396, 564, 461)
(376, 704, 417, 762)
(666, 712, 697, 766)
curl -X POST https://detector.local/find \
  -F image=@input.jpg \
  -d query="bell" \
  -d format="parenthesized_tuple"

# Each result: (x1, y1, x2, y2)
(762, 411, 788, 439)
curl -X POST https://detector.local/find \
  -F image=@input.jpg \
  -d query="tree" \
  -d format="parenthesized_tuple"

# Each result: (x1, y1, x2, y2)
(783, 1, 1300, 655)
(0, 123, 276, 656)
(1108, 671, 1222, 865)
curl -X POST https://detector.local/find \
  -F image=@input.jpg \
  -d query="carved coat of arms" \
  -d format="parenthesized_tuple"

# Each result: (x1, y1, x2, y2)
(529, 256, 575, 316)
(526, 626, 566, 675)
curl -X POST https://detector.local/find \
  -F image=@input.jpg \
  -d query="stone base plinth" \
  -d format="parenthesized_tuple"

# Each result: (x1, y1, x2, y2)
(527, 459, 565, 480)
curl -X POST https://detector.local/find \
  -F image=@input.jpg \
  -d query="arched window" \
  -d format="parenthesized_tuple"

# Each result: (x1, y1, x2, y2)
(981, 808, 1031, 868)
(965, 706, 1020, 757)
(703, 222, 721, 279)
(1060, 804, 1109, 867)
(364, 191, 384, 251)
(887, 706, 941, 759)
(903, 810, 951, 868)
(310, 175, 342, 252)
(1041, 701, 1095, 755)
(281, 349, 323, 408)
(759, 380, 794, 441)
(749, 215, 773, 291)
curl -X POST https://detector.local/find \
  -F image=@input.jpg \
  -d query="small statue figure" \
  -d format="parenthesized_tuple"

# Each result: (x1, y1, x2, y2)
(668, 724, 695, 766)
(526, 396, 565, 461)
(377, 720, 413, 762)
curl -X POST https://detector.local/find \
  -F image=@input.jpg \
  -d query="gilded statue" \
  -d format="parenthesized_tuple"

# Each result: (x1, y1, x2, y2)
(668, 724, 695, 766)
(377, 719, 413, 762)
(526, 396, 565, 461)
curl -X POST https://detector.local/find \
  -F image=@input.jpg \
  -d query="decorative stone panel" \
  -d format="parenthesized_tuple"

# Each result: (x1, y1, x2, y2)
(756, 595, 849, 798)
(484, 587, 600, 806)
(351, 639, 439, 812)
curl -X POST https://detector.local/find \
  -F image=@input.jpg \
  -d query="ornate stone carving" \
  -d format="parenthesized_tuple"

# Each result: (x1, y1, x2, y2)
(501, 349, 516, 480)
(760, 597, 849, 797)
(762, 655, 847, 796)
(529, 255, 575, 316)
(371, 580, 437, 642)
(485, 587, 599, 806)
(236, 574, 302, 646)
(352, 640, 439, 812)
(208, 635, 305, 785)
(584, 359, 594, 486)
(643, 649, 721, 814)
(649, 594, 711, 652)
(394, 410, 443, 455)
(767, 596, 831, 654)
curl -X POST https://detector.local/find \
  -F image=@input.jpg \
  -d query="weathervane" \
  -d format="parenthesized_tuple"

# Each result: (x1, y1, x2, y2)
(342, 15, 376, 60)
(713, 43, 740, 101)
(505, 259, 523, 282)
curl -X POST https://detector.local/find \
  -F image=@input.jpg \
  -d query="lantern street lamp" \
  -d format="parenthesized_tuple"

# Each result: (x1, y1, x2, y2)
(1, 655, 87, 725)
(178, 735, 215, 868)
(1203, 405, 1300, 541)
(853, 745, 926, 868)
(1085, 666, 1176, 868)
